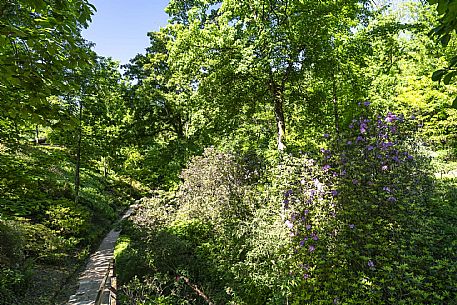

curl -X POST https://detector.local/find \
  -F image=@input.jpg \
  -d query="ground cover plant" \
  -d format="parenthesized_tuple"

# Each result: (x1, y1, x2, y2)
(0, 144, 140, 304)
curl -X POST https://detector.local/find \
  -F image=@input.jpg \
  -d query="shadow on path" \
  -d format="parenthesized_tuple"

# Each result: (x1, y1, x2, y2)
(67, 205, 137, 305)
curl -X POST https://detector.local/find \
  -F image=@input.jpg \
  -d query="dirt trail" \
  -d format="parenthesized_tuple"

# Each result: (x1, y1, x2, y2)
(67, 205, 137, 305)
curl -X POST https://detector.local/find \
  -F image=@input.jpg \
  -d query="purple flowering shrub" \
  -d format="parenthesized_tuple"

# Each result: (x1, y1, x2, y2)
(329, 107, 432, 237)
(318, 106, 439, 303)
(274, 104, 457, 303)
(269, 153, 340, 301)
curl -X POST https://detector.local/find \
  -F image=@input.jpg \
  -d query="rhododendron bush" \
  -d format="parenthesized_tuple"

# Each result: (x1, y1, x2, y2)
(268, 103, 454, 303)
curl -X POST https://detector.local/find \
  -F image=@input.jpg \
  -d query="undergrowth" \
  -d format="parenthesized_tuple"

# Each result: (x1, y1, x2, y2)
(0, 143, 144, 304)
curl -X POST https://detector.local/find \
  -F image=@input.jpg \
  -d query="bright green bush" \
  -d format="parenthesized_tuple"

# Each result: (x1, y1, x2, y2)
(43, 199, 91, 237)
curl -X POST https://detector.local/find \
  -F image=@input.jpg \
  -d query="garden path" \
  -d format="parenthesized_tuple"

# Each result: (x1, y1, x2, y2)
(67, 205, 137, 305)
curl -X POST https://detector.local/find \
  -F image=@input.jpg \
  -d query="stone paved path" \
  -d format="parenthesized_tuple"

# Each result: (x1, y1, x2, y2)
(67, 205, 137, 305)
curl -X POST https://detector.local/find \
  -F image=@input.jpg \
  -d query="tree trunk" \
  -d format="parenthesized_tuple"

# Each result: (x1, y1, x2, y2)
(35, 125, 39, 145)
(332, 72, 340, 136)
(103, 156, 108, 179)
(275, 95, 286, 152)
(74, 102, 83, 205)
(270, 78, 286, 152)
(175, 115, 185, 140)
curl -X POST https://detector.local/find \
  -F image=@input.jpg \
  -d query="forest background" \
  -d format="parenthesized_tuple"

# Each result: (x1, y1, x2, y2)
(0, 0, 456, 304)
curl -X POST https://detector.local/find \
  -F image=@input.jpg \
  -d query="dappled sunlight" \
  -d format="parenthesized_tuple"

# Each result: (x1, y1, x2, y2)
(1, 0, 456, 304)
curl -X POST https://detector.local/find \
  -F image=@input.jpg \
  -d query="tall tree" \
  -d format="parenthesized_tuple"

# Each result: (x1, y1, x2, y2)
(167, 0, 369, 151)
(124, 30, 190, 144)
(122, 29, 206, 187)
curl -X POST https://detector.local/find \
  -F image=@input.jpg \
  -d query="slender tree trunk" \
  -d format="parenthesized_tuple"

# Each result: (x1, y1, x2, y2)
(35, 125, 39, 145)
(175, 115, 185, 140)
(332, 71, 340, 136)
(270, 78, 286, 152)
(275, 94, 286, 152)
(101, 156, 108, 179)
(14, 120, 19, 144)
(74, 102, 83, 205)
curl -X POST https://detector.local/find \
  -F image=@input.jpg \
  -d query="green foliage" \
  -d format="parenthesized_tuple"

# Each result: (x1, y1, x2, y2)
(176, 147, 253, 224)
(116, 150, 258, 304)
(0, 220, 25, 265)
(2, 0, 457, 303)
(0, 0, 96, 141)
(43, 199, 91, 237)
(117, 107, 456, 304)
(428, 0, 457, 88)
(363, 2, 457, 151)
(0, 143, 138, 303)
(164, 0, 370, 151)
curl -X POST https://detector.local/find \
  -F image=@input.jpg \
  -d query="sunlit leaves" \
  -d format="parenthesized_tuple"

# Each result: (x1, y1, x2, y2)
(0, 0, 96, 140)
(428, 0, 457, 86)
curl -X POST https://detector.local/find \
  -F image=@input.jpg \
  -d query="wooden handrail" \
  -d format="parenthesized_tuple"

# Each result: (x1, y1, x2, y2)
(95, 259, 116, 305)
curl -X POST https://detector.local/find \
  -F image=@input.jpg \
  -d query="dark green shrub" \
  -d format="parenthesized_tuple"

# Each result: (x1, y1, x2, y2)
(0, 220, 33, 303)
(0, 220, 24, 265)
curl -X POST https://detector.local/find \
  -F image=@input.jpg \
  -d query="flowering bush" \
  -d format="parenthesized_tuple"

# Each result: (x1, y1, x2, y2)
(275, 104, 457, 304)
(117, 118, 457, 304)
(176, 147, 253, 225)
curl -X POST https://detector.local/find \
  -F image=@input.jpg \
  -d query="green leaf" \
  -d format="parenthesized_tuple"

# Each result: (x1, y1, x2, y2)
(31, 0, 46, 12)
(443, 71, 456, 85)
(449, 56, 457, 68)
(437, 0, 449, 15)
(432, 69, 446, 82)
(452, 96, 457, 109)
(441, 34, 451, 47)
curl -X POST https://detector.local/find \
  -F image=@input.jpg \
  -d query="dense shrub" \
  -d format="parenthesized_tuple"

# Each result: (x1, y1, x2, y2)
(117, 149, 260, 304)
(271, 105, 456, 304)
(0, 220, 31, 304)
(176, 147, 254, 225)
(0, 220, 24, 265)
(117, 121, 457, 304)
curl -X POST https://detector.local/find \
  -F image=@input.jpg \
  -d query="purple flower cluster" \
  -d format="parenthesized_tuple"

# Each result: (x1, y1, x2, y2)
(332, 110, 417, 203)
(385, 112, 397, 123)
(360, 120, 369, 134)
(280, 106, 427, 288)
